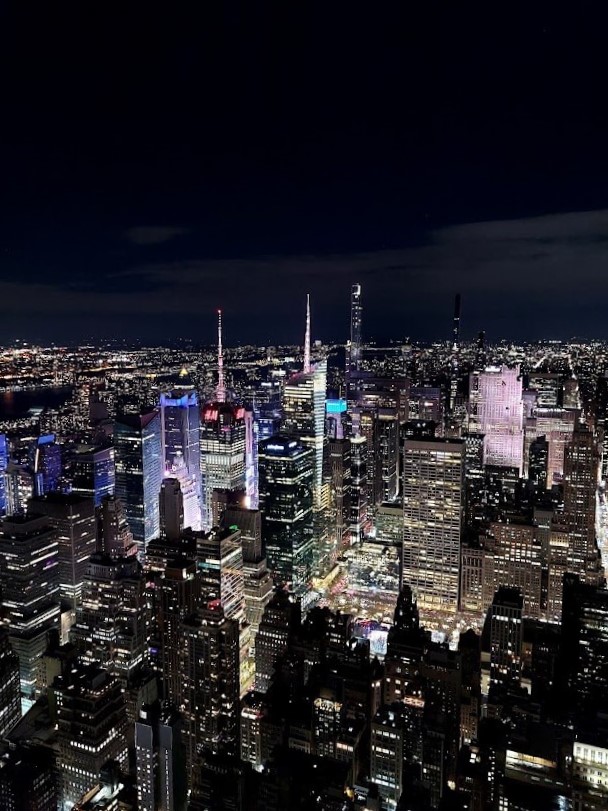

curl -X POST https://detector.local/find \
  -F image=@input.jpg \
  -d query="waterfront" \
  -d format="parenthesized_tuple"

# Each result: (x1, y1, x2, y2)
(0, 386, 73, 418)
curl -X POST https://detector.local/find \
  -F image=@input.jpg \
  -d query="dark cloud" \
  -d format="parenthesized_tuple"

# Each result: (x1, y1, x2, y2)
(125, 226, 189, 246)
(2, 210, 608, 344)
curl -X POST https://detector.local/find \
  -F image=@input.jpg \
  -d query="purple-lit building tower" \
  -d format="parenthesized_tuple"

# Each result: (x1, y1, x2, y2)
(200, 311, 247, 529)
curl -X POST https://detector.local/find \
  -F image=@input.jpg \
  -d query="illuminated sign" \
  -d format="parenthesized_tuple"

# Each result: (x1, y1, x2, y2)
(326, 399, 347, 414)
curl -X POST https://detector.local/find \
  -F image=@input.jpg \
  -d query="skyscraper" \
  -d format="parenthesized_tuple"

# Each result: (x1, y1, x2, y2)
(159, 558, 202, 707)
(181, 602, 240, 766)
(0, 514, 60, 709)
(224, 506, 273, 661)
(452, 292, 461, 351)
(31, 434, 61, 496)
(114, 409, 163, 556)
(468, 365, 524, 474)
(258, 436, 314, 602)
(72, 445, 115, 506)
(0, 434, 7, 516)
(159, 477, 184, 542)
(347, 283, 362, 400)
(160, 390, 202, 531)
(401, 438, 465, 620)
(562, 424, 604, 585)
(255, 588, 301, 693)
(55, 664, 128, 808)
(72, 552, 148, 683)
(29, 492, 96, 613)
(97, 495, 137, 558)
(0, 629, 22, 737)
(487, 587, 523, 691)
(200, 311, 247, 530)
(135, 703, 188, 811)
(199, 403, 247, 530)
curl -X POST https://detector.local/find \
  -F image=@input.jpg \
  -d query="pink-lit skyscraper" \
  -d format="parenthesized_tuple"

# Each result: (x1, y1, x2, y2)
(468, 365, 524, 475)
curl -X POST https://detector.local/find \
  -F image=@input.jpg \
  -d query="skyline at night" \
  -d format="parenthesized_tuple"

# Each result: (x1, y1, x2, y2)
(1, 5, 608, 344)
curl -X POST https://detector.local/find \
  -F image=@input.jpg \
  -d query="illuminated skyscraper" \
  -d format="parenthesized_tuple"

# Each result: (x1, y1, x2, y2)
(55, 664, 128, 808)
(401, 438, 465, 619)
(282, 297, 329, 575)
(72, 552, 148, 683)
(452, 292, 461, 351)
(0, 434, 7, 516)
(347, 283, 362, 401)
(349, 434, 369, 544)
(72, 445, 115, 506)
(32, 434, 61, 496)
(29, 492, 96, 612)
(114, 409, 163, 556)
(255, 588, 301, 693)
(160, 390, 202, 531)
(487, 587, 523, 691)
(135, 703, 187, 811)
(258, 436, 314, 602)
(97, 495, 137, 558)
(181, 602, 240, 765)
(468, 365, 524, 474)
(562, 425, 604, 585)
(0, 629, 22, 737)
(159, 558, 201, 708)
(200, 403, 247, 529)
(200, 311, 247, 530)
(0, 515, 60, 710)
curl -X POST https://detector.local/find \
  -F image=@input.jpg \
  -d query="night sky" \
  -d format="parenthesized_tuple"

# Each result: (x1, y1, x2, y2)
(1, 3, 608, 346)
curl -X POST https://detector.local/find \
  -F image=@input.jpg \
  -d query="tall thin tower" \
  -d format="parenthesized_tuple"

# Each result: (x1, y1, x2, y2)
(452, 293, 461, 351)
(348, 283, 362, 400)
(303, 294, 311, 374)
(217, 309, 226, 403)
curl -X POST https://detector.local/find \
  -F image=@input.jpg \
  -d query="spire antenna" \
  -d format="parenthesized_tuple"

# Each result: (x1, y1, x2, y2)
(217, 309, 226, 402)
(303, 294, 311, 374)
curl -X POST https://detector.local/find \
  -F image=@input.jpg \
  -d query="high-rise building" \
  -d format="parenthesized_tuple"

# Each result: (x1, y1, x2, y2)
(72, 552, 148, 682)
(0, 745, 57, 811)
(562, 573, 608, 719)
(31, 434, 61, 496)
(195, 525, 250, 692)
(135, 703, 188, 811)
(223, 506, 273, 657)
(562, 425, 604, 585)
(487, 587, 523, 691)
(468, 365, 524, 474)
(401, 438, 465, 620)
(255, 588, 301, 694)
(328, 437, 351, 549)
(72, 445, 115, 506)
(159, 558, 201, 707)
(160, 390, 202, 531)
(0, 629, 22, 737)
(159, 477, 184, 541)
(349, 434, 369, 544)
(29, 492, 96, 612)
(0, 514, 60, 709)
(200, 403, 247, 530)
(200, 312, 247, 530)
(258, 436, 314, 601)
(55, 664, 128, 809)
(114, 409, 163, 556)
(97, 495, 137, 557)
(347, 283, 362, 401)
(452, 292, 461, 351)
(0, 434, 7, 516)
(181, 602, 240, 766)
